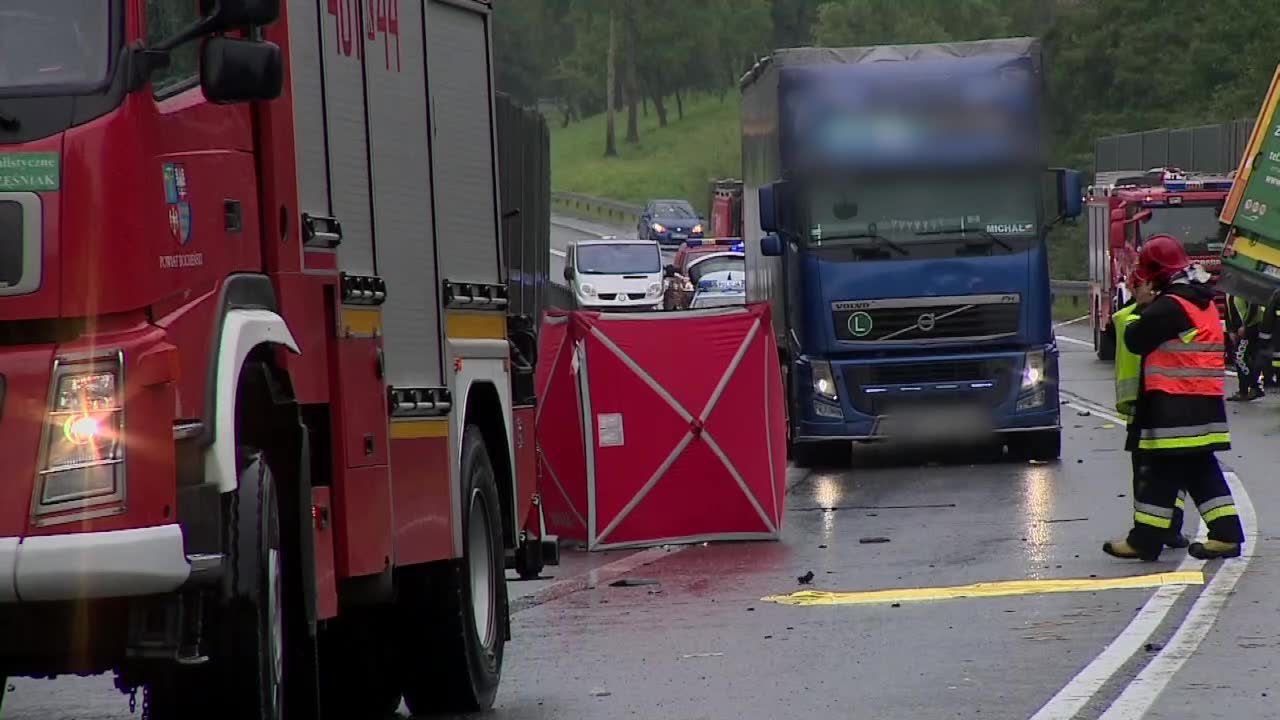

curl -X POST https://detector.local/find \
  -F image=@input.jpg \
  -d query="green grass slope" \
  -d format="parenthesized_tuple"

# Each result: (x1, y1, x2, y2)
(550, 93, 742, 214)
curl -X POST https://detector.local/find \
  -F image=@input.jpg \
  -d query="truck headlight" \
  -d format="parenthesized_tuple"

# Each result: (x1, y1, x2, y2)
(1021, 350, 1046, 391)
(579, 283, 597, 298)
(811, 360, 838, 402)
(646, 282, 662, 298)
(652, 223, 666, 233)
(37, 358, 124, 511)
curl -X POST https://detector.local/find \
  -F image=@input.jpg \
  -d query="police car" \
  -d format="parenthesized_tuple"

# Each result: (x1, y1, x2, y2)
(688, 270, 746, 309)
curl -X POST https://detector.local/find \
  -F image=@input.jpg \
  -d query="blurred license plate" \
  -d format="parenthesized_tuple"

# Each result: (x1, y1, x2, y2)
(672, 233, 687, 240)
(876, 402, 994, 442)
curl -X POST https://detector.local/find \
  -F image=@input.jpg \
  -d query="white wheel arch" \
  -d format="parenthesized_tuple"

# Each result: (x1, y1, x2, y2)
(205, 309, 300, 494)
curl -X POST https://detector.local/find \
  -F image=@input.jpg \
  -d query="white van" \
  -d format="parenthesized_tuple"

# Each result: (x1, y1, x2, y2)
(564, 238, 664, 311)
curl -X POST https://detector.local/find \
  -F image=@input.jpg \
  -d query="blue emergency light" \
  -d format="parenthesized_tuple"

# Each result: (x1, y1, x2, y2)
(684, 238, 743, 249)
(1164, 179, 1233, 192)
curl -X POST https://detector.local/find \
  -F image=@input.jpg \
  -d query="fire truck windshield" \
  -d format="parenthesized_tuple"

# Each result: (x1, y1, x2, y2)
(803, 170, 1040, 258)
(1138, 203, 1227, 258)
(0, 1, 114, 96)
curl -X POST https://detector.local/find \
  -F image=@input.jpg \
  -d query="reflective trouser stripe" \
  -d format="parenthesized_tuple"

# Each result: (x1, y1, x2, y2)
(1175, 495, 1186, 510)
(1134, 502, 1174, 519)
(1136, 511, 1173, 529)
(1138, 432, 1232, 450)
(1203, 505, 1240, 524)
(1198, 495, 1234, 514)
(1140, 423, 1230, 439)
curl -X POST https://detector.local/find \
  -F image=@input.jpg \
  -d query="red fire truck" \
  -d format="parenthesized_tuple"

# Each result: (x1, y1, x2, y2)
(0, 1, 554, 717)
(1086, 168, 1231, 360)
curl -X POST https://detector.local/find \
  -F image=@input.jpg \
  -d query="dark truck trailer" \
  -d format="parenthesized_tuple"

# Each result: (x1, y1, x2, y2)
(740, 38, 1081, 467)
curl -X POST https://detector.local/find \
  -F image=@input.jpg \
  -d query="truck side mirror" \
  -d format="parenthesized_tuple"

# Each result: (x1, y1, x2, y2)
(761, 233, 783, 257)
(563, 266, 574, 281)
(200, 37, 283, 103)
(200, 0, 281, 31)
(1047, 168, 1082, 222)
(759, 180, 793, 233)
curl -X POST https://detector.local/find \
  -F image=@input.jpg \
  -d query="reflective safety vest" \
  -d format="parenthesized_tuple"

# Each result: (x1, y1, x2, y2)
(1113, 303, 1141, 423)
(1138, 294, 1229, 451)
(1229, 294, 1261, 328)
(1142, 295, 1226, 397)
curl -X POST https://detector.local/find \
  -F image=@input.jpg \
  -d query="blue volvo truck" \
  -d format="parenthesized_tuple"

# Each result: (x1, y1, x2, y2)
(740, 38, 1082, 467)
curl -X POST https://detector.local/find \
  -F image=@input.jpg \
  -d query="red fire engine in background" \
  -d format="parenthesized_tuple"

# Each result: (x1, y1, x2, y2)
(1086, 168, 1231, 360)
(0, 0, 554, 717)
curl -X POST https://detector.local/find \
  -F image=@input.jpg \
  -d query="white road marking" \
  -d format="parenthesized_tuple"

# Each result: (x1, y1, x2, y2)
(1055, 314, 1091, 328)
(1031, 395, 1254, 719)
(551, 248, 566, 258)
(1098, 471, 1255, 719)
(1057, 334, 1092, 347)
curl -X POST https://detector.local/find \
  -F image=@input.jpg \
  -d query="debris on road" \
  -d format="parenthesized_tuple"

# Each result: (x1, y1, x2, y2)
(1077, 410, 1092, 416)
(798, 571, 815, 585)
(1145, 642, 1164, 652)
(1040, 517, 1089, 524)
(860, 536, 892, 544)
(590, 688, 613, 697)
(818, 544, 828, 549)
(679, 652, 725, 660)
(610, 577, 660, 587)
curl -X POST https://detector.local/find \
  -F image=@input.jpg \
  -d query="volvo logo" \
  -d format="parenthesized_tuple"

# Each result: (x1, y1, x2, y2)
(917, 313, 936, 332)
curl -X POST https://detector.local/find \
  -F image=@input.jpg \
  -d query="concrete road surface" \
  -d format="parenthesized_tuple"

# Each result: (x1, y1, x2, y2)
(5, 230, 1276, 719)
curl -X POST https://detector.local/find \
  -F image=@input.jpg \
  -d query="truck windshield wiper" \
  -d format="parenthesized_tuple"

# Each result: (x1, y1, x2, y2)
(0, 108, 19, 132)
(913, 227, 1013, 252)
(818, 232, 909, 256)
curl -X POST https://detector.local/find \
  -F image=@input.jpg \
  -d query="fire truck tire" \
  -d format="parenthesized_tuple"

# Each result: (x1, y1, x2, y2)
(317, 612, 402, 718)
(401, 425, 508, 715)
(224, 451, 289, 720)
(1095, 320, 1116, 361)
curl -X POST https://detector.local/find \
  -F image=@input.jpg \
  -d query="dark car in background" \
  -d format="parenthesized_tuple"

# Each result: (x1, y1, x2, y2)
(638, 199, 705, 245)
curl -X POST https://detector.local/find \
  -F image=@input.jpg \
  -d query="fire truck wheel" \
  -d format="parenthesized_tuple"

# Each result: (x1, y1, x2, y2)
(401, 425, 508, 715)
(225, 450, 288, 720)
(1095, 322, 1116, 361)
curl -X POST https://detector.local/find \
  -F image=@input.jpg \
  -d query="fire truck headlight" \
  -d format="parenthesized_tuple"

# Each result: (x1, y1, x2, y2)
(37, 359, 125, 510)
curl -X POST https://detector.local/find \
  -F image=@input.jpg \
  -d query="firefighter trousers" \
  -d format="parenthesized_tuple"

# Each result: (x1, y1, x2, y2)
(1132, 452, 1186, 541)
(1128, 452, 1244, 553)
(1230, 329, 1263, 393)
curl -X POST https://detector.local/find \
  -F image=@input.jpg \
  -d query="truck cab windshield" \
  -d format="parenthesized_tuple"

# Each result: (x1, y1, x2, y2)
(0, 1, 113, 95)
(804, 171, 1040, 259)
(1137, 203, 1226, 258)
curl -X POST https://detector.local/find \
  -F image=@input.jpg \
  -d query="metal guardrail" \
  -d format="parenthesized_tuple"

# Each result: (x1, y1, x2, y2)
(1050, 280, 1089, 296)
(551, 191, 642, 227)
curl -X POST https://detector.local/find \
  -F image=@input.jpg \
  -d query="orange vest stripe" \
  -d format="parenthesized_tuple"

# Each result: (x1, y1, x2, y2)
(1143, 295, 1225, 397)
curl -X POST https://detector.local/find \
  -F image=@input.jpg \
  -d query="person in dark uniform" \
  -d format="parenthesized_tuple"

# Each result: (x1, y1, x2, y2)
(1225, 293, 1264, 401)
(1103, 235, 1245, 561)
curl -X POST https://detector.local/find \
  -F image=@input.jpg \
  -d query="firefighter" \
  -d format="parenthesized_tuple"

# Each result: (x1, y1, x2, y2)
(1262, 291, 1280, 389)
(1225, 292, 1264, 401)
(1114, 292, 1189, 550)
(1104, 235, 1244, 561)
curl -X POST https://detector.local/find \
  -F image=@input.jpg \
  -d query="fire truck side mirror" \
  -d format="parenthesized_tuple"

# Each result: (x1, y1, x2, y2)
(199, 0, 281, 33)
(200, 37, 284, 104)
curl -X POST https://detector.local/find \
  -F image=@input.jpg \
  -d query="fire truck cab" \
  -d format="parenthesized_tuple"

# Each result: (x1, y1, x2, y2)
(1086, 168, 1230, 360)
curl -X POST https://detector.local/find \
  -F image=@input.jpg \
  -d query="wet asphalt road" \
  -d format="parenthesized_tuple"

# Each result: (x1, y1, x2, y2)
(4, 221, 1276, 719)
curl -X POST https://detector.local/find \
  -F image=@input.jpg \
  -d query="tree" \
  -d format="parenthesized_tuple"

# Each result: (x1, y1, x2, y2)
(604, 4, 619, 157)
(624, 1, 641, 144)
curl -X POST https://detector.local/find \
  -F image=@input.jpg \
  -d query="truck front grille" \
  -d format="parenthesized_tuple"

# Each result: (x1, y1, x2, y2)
(843, 359, 1014, 416)
(832, 294, 1020, 343)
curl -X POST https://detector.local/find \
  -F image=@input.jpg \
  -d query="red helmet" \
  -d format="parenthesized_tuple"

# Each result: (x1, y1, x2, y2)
(1133, 234, 1190, 286)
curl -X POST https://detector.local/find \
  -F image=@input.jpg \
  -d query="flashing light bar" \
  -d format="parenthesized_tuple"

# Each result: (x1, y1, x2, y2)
(1164, 179, 1233, 192)
(684, 237, 743, 248)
